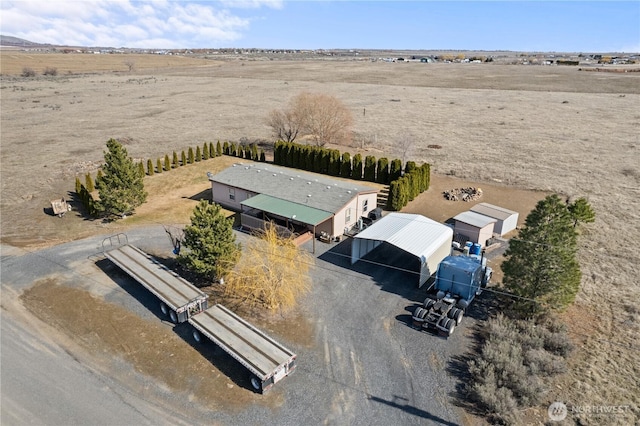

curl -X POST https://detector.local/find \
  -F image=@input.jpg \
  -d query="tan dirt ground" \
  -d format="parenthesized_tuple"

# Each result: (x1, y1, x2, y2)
(2, 52, 639, 424)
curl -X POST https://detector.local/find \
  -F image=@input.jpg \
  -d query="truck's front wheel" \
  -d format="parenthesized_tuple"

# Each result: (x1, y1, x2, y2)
(192, 330, 202, 343)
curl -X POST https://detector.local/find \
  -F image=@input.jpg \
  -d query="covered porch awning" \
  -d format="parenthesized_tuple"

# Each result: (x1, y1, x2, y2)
(241, 193, 333, 226)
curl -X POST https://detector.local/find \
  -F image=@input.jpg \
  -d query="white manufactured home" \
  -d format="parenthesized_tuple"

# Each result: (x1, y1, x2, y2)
(208, 163, 378, 239)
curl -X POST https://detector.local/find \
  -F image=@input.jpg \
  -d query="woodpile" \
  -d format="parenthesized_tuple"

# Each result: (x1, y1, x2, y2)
(443, 187, 483, 202)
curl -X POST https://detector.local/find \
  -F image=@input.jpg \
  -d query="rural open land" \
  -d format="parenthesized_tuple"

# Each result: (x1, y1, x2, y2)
(1, 52, 639, 425)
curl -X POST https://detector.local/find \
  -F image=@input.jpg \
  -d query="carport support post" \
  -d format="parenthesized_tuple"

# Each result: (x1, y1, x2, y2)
(313, 225, 316, 254)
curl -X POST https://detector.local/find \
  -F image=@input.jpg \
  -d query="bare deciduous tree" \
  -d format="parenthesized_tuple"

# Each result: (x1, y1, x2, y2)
(266, 109, 301, 142)
(267, 92, 353, 147)
(124, 60, 135, 72)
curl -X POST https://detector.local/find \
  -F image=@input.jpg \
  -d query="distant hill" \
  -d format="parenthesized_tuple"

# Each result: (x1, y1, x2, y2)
(0, 35, 52, 47)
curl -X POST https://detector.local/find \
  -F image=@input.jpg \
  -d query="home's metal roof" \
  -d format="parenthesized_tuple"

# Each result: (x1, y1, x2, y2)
(209, 163, 377, 214)
(241, 194, 333, 226)
(453, 211, 497, 228)
(470, 203, 518, 221)
(354, 213, 453, 260)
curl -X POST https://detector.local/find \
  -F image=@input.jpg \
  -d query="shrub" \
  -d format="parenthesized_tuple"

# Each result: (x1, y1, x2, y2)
(260, 150, 266, 162)
(147, 159, 154, 176)
(138, 162, 145, 177)
(352, 154, 363, 179)
(188, 147, 195, 164)
(43, 67, 58, 76)
(172, 151, 178, 169)
(376, 158, 389, 184)
(216, 141, 222, 156)
(156, 158, 163, 174)
(340, 152, 352, 178)
(195, 146, 201, 162)
(223, 141, 229, 155)
(85, 173, 94, 193)
(75, 176, 82, 194)
(389, 159, 403, 181)
(164, 154, 171, 171)
(203, 143, 209, 160)
(21, 67, 36, 77)
(181, 150, 186, 166)
(364, 155, 376, 182)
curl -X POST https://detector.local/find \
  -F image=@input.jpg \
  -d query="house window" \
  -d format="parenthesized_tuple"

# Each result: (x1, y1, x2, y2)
(363, 199, 369, 213)
(345, 208, 352, 223)
(229, 188, 235, 201)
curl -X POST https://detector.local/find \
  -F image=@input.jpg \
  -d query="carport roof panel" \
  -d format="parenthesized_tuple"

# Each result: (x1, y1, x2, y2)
(241, 193, 333, 226)
(354, 213, 453, 259)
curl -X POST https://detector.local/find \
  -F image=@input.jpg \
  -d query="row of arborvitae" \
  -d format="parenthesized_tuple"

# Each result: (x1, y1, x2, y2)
(271, 141, 430, 211)
(142, 141, 266, 176)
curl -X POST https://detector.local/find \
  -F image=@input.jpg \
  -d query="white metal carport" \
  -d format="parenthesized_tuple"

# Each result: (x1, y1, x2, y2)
(351, 213, 454, 288)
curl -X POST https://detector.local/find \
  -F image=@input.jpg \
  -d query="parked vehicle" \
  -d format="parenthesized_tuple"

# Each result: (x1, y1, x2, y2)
(103, 243, 296, 392)
(411, 252, 491, 337)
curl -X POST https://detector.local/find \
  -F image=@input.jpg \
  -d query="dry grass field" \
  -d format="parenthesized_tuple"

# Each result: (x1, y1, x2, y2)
(1, 52, 639, 424)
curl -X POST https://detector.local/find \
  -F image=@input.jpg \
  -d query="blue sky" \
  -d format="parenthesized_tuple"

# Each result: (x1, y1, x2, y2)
(1, 1, 638, 52)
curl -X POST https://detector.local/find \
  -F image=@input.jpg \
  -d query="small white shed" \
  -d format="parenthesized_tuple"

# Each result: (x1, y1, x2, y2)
(470, 202, 519, 236)
(351, 213, 453, 288)
(453, 211, 496, 247)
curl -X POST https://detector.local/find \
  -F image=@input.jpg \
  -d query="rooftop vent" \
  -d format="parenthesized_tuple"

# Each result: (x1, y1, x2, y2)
(347, 190, 352, 194)
(327, 186, 331, 189)
(290, 177, 294, 180)
(307, 194, 312, 197)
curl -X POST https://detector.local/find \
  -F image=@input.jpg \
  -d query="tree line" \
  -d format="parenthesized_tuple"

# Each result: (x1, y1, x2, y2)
(272, 140, 430, 211)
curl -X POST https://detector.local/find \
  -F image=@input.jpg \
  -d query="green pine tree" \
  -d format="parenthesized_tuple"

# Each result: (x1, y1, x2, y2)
(188, 147, 195, 164)
(178, 200, 241, 283)
(95, 139, 147, 219)
(195, 146, 201, 162)
(502, 194, 582, 318)
(172, 151, 179, 169)
(164, 154, 171, 171)
(181, 151, 187, 166)
(203, 143, 210, 160)
(147, 159, 154, 176)
(156, 158, 163, 173)
(390, 159, 403, 181)
(223, 141, 229, 155)
(387, 180, 402, 211)
(216, 140, 222, 157)
(352, 154, 363, 179)
(568, 197, 595, 228)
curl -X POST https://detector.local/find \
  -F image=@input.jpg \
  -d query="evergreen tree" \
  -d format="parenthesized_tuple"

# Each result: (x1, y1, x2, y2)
(352, 154, 363, 179)
(387, 180, 402, 211)
(390, 159, 403, 181)
(137, 162, 145, 177)
(156, 158, 163, 173)
(172, 151, 179, 169)
(203, 143, 210, 160)
(216, 140, 222, 157)
(568, 197, 595, 228)
(340, 152, 352, 178)
(164, 154, 171, 171)
(96, 169, 103, 183)
(421, 163, 430, 191)
(404, 161, 417, 174)
(502, 194, 582, 318)
(260, 150, 266, 162)
(147, 159, 154, 176)
(251, 144, 258, 161)
(329, 149, 341, 176)
(188, 147, 195, 164)
(377, 158, 390, 184)
(95, 139, 147, 218)
(195, 146, 201, 162)
(75, 176, 82, 194)
(230, 143, 237, 157)
(209, 142, 215, 159)
(85, 173, 94, 193)
(223, 141, 229, 155)
(364, 155, 377, 182)
(181, 151, 187, 166)
(178, 200, 241, 282)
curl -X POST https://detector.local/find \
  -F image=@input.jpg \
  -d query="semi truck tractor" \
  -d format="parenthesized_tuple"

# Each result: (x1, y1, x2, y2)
(412, 252, 492, 337)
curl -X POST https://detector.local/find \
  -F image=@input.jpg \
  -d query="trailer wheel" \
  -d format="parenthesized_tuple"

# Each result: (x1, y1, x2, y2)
(453, 308, 464, 325)
(250, 376, 262, 392)
(445, 319, 456, 336)
(160, 302, 169, 316)
(192, 330, 202, 343)
(169, 310, 178, 324)
(424, 298, 435, 310)
(413, 307, 425, 320)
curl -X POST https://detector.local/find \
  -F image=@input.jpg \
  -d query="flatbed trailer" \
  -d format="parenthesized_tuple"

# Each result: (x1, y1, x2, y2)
(104, 244, 207, 323)
(189, 304, 297, 393)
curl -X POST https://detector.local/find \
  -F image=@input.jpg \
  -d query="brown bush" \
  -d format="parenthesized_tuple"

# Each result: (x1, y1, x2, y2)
(43, 67, 58, 76)
(21, 67, 36, 77)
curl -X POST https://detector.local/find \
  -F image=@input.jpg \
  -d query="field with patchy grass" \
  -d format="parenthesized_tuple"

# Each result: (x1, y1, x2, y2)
(1, 52, 639, 424)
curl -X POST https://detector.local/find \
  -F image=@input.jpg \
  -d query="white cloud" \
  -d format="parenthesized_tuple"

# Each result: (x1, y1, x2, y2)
(0, 0, 270, 48)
